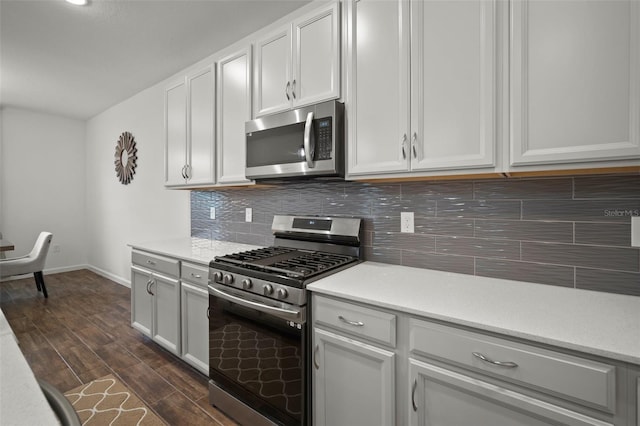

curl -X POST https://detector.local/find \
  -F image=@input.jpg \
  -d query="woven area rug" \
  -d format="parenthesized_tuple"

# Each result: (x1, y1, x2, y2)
(64, 374, 165, 425)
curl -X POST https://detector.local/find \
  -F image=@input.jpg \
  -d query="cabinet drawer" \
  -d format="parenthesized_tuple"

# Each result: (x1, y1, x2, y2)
(181, 263, 208, 288)
(409, 319, 616, 411)
(132, 250, 179, 278)
(313, 296, 396, 347)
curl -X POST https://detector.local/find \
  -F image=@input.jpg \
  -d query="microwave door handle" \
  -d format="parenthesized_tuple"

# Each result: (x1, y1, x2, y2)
(208, 284, 302, 323)
(304, 112, 315, 168)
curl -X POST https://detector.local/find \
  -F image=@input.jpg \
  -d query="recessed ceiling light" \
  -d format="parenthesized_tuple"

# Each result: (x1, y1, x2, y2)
(66, 0, 88, 5)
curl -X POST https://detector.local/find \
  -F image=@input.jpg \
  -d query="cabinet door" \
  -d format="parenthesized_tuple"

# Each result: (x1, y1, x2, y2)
(180, 282, 209, 375)
(131, 267, 153, 337)
(152, 274, 180, 355)
(347, 0, 410, 176)
(217, 47, 253, 185)
(511, 0, 640, 166)
(409, 358, 612, 426)
(410, 0, 496, 171)
(254, 26, 292, 117)
(314, 328, 395, 426)
(164, 78, 187, 186)
(292, 2, 340, 108)
(186, 65, 216, 185)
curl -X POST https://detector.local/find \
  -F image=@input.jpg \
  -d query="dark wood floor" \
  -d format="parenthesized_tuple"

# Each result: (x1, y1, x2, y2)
(0, 269, 238, 426)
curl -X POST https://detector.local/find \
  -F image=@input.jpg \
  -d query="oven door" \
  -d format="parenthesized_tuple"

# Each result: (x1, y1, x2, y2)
(208, 283, 307, 426)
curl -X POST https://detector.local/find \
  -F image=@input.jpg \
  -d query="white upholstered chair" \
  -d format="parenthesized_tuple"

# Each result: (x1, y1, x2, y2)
(0, 232, 53, 298)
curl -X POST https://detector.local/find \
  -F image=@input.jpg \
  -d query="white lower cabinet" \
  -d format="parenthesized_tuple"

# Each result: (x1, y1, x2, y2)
(180, 263, 209, 375)
(313, 328, 395, 426)
(131, 251, 181, 356)
(409, 358, 611, 426)
(311, 293, 636, 426)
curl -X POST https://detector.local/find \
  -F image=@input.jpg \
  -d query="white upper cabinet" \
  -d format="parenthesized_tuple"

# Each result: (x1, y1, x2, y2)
(347, 0, 498, 178)
(510, 0, 640, 167)
(254, 2, 340, 117)
(410, 0, 496, 171)
(164, 63, 216, 187)
(217, 46, 253, 185)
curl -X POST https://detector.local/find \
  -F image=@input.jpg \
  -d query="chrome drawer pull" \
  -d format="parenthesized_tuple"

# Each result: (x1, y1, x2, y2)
(472, 352, 518, 368)
(314, 344, 320, 370)
(190, 273, 201, 279)
(338, 315, 364, 327)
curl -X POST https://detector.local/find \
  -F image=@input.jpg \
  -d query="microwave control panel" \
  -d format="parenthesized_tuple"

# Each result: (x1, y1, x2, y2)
(315, 118, 333, 160)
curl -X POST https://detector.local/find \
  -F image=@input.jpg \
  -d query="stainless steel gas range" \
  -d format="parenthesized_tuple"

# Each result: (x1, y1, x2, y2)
(207, 215, 362, 426)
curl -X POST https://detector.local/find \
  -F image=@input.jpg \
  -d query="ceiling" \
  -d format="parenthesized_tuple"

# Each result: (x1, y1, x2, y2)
(0, 0, 310, 120)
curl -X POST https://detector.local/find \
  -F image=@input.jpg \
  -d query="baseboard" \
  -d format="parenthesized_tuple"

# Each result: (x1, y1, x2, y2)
(86, 265, 130, 288)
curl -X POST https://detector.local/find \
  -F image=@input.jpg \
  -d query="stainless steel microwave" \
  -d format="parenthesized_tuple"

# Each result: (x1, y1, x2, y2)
(245, 100, 344, 180)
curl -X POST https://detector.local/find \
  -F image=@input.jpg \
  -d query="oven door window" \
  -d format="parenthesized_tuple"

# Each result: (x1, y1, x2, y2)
(209, 293, 305, 425)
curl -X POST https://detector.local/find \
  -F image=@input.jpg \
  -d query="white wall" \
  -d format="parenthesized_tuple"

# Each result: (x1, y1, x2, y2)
(0, 107, 87, 272)
(85, 83, 190, 285)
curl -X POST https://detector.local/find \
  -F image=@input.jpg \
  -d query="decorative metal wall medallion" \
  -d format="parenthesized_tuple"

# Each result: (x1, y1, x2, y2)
(114, 131, 138, 185)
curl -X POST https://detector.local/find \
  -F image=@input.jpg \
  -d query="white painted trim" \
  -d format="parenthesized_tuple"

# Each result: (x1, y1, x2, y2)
(87, 265, 130, 288)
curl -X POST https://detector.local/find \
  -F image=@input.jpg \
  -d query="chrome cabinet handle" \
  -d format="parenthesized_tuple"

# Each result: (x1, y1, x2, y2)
(148, 279, 155, 296)
(146, 279, 153, 295)
(285, 81, 291, 100)
(314, 344, 320, 369)
(411, 132, 418, 158)
(401, 134, 408, 159)
(206, 307, 210, 319)
(338, 315, 364, 327)
(181, 165, 187, 179)
(292, 79, 296, 99)
(185, 164, 191, 180)
(411, 379, 418, 412)
(190, 273, 201, 279)
(472, 352, 518, 368)
(303, 112, 315, 169)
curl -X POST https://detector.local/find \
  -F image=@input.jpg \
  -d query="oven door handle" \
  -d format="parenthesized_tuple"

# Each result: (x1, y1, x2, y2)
(208, 284, 303, 323)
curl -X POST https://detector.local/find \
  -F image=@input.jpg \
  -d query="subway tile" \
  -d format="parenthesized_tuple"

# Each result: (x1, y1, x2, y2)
(322, 198, 372, 216)
(522, 200, 640, 222)
(436, 236, 520, 260)
(415, 217, 474, 237)
(401, 251, 475, 275)
(229, 221, 251, 233)
(362, 246, 402, 265)
(402, 181, 474, 200)
(574, 222, 631, 247)
(575, 268, 640, 296)
(250, 222, 272, 236)
(437, 200, 521, 219)
(475, 258, 574, 288)
(522, 242, 639, 272)
(474, 178, 572, 200)
(474, 219, 573, 243)
(236, 233, 268, 246)
(210, 229, 236, 242)
(574, 175, 640, 199)
(372, 232, 435, 252)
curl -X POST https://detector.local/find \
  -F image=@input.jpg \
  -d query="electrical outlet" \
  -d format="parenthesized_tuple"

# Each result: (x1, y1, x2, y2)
(210, 207, 216, 220)
(401, 212, 414, 233)
(245, 208, 253, 222)
(632, 216, 640, 247)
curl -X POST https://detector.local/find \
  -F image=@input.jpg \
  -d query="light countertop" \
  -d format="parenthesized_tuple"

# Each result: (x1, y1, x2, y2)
(128, 237, 261, 266)
(307, 262, 640, 366)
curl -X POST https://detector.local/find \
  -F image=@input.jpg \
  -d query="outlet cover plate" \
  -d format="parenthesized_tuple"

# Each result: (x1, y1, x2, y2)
(632, 216, 640, 247)
(245, 208, 253, 222)
(401, 212, 414, 233)
(210, 207, 216, 220)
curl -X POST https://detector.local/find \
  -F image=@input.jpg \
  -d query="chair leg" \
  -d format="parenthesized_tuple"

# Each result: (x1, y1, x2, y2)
(34, 271, 48, 298)
(34, 272, 42, 291)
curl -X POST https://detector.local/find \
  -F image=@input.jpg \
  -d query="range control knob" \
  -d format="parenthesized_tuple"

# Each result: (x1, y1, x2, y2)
(263, 284, 274, 296)
(213, 271, 223, 282)
(242, 279, 253, 290)
(222, 274, 234, 285)
(277, 288, 288, 299)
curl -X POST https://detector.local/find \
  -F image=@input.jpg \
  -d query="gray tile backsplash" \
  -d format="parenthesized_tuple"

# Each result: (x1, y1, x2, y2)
(192, 174, 640, 296)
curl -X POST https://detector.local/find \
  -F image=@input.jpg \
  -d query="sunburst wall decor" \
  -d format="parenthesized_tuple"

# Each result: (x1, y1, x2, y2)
(114, 131, 138, 185)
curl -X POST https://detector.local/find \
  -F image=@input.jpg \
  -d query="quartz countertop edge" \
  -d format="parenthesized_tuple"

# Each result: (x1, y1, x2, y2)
(307, 262, 640, 366)
(128, 237, 261, 266)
